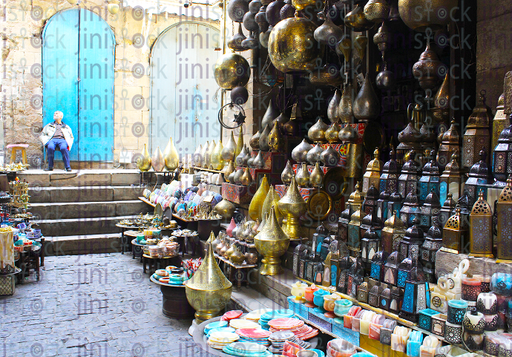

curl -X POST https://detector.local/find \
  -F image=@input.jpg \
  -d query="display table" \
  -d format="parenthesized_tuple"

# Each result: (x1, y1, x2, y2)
(149, 275, 194, 319)
(115, 224, 139, 254)
(142, 254, 181, 275)
(213, 253, 257, 288)
(130, 238, 145, 261)
(192, 316, 319, 357)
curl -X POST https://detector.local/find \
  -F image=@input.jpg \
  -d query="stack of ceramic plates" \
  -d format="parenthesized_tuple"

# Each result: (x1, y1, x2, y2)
(259, 309, 295, 330)
(222, 310, 244, 321)
(230, 319, 261, 330)
(267, 330, 311, 354)
(207, 327, 236, 339)
(268, 318, 319, 341)
(236, 328, 271, 346)
(204, 321, 228, 335)
(244, 309, 273, 322)
(223, 342, 272, 357)
(207, 331, 240, 350)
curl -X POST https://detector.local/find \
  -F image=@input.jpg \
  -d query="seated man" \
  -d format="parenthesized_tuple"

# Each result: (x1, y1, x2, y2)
(40, 111, 74, 171)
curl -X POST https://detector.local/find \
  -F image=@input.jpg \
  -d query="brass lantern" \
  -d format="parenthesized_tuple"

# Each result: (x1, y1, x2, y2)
(496, 177, 512, 262)
(439, 151, 463, 206)
(380, 148, 401, 195)
(339, 182, 364, 244)
(420, 217, 443, 283)
(419, 150, 440, 203)
(443, 207, 468, 253)
(469, 191, 494, 258)
(348, 207, 363, 257)
(363, 148, 383, 193)
(463, 149, 490, 207)
(400, 192, 420, 227)
(492, 114, 512, 184)
(492, 93, 507, 150)
(437, 193, 456, 227)
(381, 211, 406, 254)
(398, 151, 420, 200)
(437, 119, 460, 169)
(336, 255, 353, 294)
(462, 90, 492, 169)
(419, 189, 441, 232)
(399, 217, 424, 260)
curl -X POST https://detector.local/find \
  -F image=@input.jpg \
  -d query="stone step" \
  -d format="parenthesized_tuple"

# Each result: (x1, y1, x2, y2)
(36, 215, 139, 237)
(43, 233, 123, 256)
(30, 200, 151, 220)
(18, 169, 157, 187)
(29, 185, 144, 203)
(249, 267, 295, 309)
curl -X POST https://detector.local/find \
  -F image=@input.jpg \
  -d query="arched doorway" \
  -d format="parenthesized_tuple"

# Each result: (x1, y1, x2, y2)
(42, 9, 115, 162)
(149, 21, 221, 159)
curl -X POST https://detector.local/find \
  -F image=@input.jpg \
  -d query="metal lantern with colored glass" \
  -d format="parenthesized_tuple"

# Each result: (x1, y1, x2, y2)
(496, 177, 512, 262)
(439, 151, 463, 206)
(387, 191, 403, 220)
(336, 255, 352, 294)
(362, 184, 380, 217)
(419, 189, 441, 231)
(360, 209, 383, 243)
(437, 119, 461, 170)
(419, 150, 440, 202)
(399, 217, 425, 261)
(363, 148, 383, 193)
(492, 114, 512, 184)
(348, 207, 363, 257)
(463, 149, 490, 207)
(377, 190, 390, 222)
(420, 217, 443, 283)
(462, 90, 492, 169)
(400, 192, 420, 227)
(492, 93, 507, 151)
(370, 250, 389, 283)
(399, 257, 428, 323)
(438, 193, 457, 228)
(347, 254, 365, 298)
(383, 250, 403, 287)
(443, 207, 468, 253)
(380, 148, 401, 194)
(397, 118, 421, 165)
(381, 211, 406, 254)
(369, 284, 384, 308)
(361, 228, 381, 271)
(339, 182, 364, 244)
(469, 191, 493, 258)
(398, 150, 420, 200)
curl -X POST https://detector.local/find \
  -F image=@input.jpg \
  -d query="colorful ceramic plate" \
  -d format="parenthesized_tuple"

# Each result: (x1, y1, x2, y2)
(222, 310, 244, 321)
(225, 342, 268, 353)
(207, 327, 236, 338)
(269, 330, 295, 342)
(205, 321, 229, 334)
(230, 319, 261, 330)
(236, 328, 271, 339)
(158, 277, 170, 284)
(268, 318, 303, 330)
(208, 331, 240, 344)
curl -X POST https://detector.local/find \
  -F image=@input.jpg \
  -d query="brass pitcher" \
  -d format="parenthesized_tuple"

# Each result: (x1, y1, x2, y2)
(137, 143, 151, 171)
(254, 205, 290, 275)
(185, 235, 232, 323)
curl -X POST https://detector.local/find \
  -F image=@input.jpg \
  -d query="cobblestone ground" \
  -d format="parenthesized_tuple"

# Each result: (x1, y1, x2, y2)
(0, 253, 210, 357)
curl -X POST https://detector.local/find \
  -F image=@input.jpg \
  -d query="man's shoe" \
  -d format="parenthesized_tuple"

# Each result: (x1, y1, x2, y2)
(44, 167, 53, 171)
(65, 168, 72, 172)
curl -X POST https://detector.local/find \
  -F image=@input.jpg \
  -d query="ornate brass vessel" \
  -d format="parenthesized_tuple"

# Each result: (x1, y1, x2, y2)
(353, 74, 380, 122)
(214, 199, 236, 221)
(250, 130, 261, 150)
(163, 137, 180, 171)
(152, 147, 165, 172)
(262, 185, 283, 223)
(249, 175, 270, 221)
(433, 73, 450, 124)
(296, 162, 310, 187)
(235, 127, 244, 158)
(223, 160, 236, 182)
(254, 206, 290, 275)
(412, 43, 445, 92)
(222, 132, 237, 162)
(261, 100, 279, 132)
(337, 36, 352, 61)
(310, 162, 325, 188)
(281, 160, 294, 185)
(338, 84, 354, 124)
(325, 123, 341, 143)
(241, 167, 253, 186)
(292, 139, 313, 163)
(278, 177, 307, 240)
(211, 140, 224, 170)
(321, 146, 340, 167)
(185, 235, 232, 323)
(214, 53, 250, 90)
(137, 143, 151, 171)
(268, 121, 284, 152)
(291, 0, 315, 11)
(398, 0, 458, 32)
(268, 15, 321, 73)
(308, 118, 329, 142)
(201, 141, 210, 168)
(328, 90, 341, 123)
(253, 150, 265, 169)
(345, 5, 374, 31)
(307, 144, 324, 165)
(354, 35, 368, 61)
(364, 0, 390, 23)
(259, 123, 272, 151)
(235, 146, 248, 167)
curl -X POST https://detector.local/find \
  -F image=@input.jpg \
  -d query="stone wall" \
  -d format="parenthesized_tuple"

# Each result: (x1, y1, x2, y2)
(476, 0, 512, 110)
(1, 0, 258, 168)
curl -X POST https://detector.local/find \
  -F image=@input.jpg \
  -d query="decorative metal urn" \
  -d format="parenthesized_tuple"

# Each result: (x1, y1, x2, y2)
(254, 206, 290, 275)
(278, 176, 307, 240)
(185, 235, 232, 323)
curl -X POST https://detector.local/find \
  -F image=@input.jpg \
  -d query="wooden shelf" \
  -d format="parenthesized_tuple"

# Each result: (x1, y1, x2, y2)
(192, 166, 223, 174)
(138, 196, 155, 208)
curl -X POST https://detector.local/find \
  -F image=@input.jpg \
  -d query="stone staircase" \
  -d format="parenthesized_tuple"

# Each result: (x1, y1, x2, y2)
(18, 169, 154, 255)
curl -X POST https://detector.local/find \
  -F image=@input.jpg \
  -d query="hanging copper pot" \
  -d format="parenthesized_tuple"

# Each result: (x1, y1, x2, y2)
(398, 0, 458, 32)
(376, 63, 396, 90)
(327, 89, 341, 123)
(373, 22, 392, 54)
(268, 15, 322, 73)
(314, 15, 344, 47)
(353, 74, 380, 122)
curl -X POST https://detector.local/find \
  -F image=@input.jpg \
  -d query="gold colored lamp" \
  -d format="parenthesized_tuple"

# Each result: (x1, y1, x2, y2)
(362, 148, 382, 194)
(254, 206, 290, 276)
(443, 208, 468, 254)
(278, 177, 307, 240)
(493, 93, 507, 151)
(469, 191, 494, 258)
(185, 233, 232, 323)
(496, 177, 512, 262)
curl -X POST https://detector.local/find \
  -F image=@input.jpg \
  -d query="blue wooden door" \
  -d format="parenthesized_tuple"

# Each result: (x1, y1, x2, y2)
(149, 22, 221, 158)
(42, 9, 114, 162)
